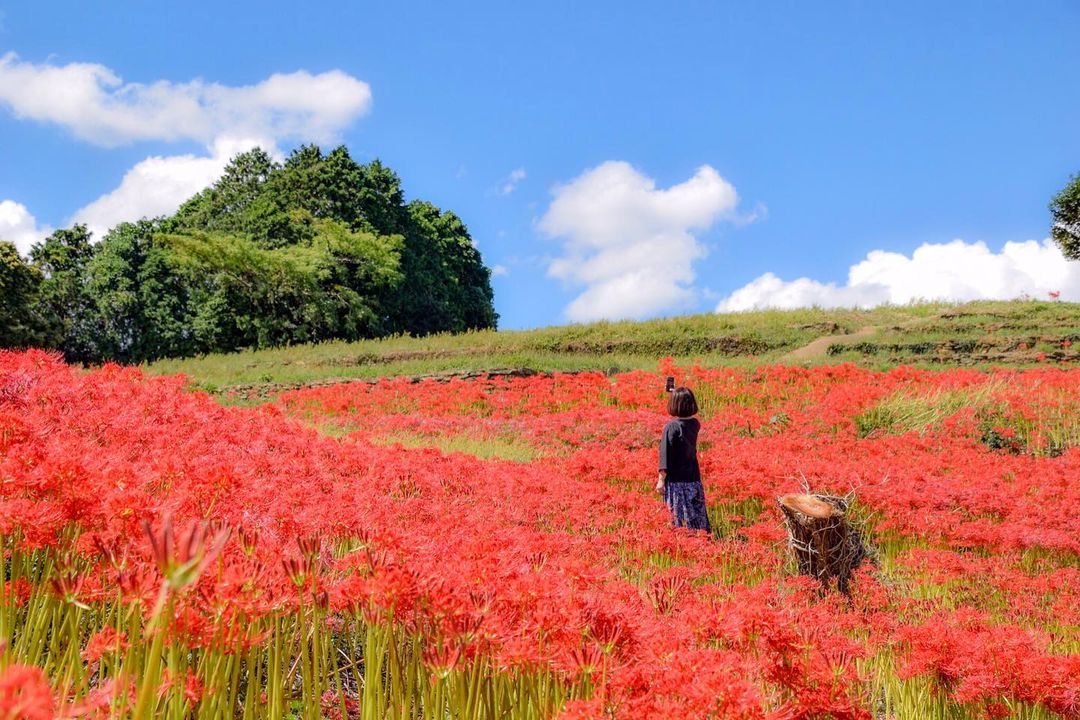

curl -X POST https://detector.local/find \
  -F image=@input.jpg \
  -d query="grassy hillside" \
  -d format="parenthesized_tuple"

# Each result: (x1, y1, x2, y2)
(145, 300, 1080, 399)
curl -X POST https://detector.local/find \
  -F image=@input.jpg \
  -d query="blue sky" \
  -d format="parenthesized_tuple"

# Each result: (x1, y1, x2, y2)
(1, 1, 1079, 328)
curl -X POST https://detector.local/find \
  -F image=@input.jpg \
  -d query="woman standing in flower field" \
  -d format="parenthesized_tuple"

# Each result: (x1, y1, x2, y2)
(656, 386, 711, 532)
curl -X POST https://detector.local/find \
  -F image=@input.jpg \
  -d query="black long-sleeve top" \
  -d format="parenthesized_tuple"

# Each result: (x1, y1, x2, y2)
(658, 417, 701, 484)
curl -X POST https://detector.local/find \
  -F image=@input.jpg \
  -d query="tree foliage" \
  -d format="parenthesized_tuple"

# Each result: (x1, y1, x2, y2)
(393, 201, 497, 334)
(29, 225, 97, 360)
(171, 145, 496, 336)
(2, 145, 497, 363)
(1050, 173, 1080, 260)
(0, 241, 46, 348)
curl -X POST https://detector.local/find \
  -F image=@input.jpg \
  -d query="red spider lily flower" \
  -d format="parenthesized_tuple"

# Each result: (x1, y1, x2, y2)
(142, 516, 230, 591)
(646, 573, 689, 616)
(182, 673, 204, 705)
(282, 556, 314, 589)
(568, 642, 605, 677)
(296, 534, 321, 561)
(0, 664, 54, 720)
(3, 351, 1080, 716)
(61, 677, 134, 719)
(47, 570, 88, 609)
(156, 669, 203, 704)
(80, 627, 128, 663)
(422, 641, 463, 680)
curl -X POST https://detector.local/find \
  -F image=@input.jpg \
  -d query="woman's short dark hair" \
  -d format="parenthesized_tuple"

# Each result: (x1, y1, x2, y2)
(667, 387, 699, 418)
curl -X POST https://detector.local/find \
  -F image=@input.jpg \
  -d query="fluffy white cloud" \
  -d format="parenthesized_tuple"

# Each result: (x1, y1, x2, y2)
(716, 238, 1080, 312)
(539, 161, 739, 322)
(0, 54, 375, 240)
(498, 168, 526, 196)
(71, 136, 267, 239)
(0, 200, 51, 256)
(0, 53, 372, 147)
(491, 264, 509, 277)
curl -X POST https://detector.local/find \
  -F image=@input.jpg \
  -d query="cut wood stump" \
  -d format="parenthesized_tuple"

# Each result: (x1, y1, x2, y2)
(777, 493, 869, 593)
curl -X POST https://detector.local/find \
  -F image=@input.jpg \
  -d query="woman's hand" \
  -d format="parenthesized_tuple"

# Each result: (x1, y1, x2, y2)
(655, 471, 666, 495)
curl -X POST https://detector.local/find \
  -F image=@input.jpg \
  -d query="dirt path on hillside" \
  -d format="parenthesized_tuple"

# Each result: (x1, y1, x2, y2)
(781, 326, 878, 362)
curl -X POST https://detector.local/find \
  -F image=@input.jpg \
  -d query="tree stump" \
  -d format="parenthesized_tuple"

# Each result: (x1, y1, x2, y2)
(777, 493, 868, 593)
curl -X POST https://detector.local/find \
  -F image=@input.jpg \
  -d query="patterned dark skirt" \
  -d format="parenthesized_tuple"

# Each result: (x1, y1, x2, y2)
(664, 481, 711, 532)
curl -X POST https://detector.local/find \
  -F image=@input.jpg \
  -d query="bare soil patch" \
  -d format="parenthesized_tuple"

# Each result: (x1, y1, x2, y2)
(781, 326, 878, 362)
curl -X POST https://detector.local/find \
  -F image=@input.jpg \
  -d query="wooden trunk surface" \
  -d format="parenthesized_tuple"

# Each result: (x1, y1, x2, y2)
(778, 493, 867, 593)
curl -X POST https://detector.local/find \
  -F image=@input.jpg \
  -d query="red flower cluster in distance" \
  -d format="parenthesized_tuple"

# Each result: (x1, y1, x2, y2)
(0, 350, 1077, 718)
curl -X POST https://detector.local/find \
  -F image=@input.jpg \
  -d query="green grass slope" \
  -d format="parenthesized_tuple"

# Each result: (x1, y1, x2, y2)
(145, 300, 1080, 399)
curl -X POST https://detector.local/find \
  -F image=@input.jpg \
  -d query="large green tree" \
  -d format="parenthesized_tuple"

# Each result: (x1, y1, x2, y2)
(2, 143, 496, 363)
(171, 145, 496, 335)
(1051, 174, 1080, 259)
(160, 220, 402, 354)
(29, 225, 97, 359)
(392, 201, 496, 334)
(81, 217, 404, 363)
(0, 241, 46, 349)
(86, 219, 193, 362)
(170, 148, 279, 239)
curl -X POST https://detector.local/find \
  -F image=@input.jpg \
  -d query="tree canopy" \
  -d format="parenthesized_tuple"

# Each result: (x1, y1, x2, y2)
(0, 145, 497, 364)
(171, 145, 496, 334)
(1050, 173, 1080, 260)
(0, 241, 46, 349)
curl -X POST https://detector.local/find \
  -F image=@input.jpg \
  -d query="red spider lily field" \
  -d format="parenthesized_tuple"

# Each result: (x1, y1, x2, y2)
(1, 349, 1078, 719)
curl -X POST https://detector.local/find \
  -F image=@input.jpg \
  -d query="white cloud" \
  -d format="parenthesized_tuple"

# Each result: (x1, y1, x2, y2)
(0, 200, 51, 256)
(498, 167, 526, 196)
(71, 136, 267, 239)
(716, 238, 1080, 311)
(0, 53, 372, 147)
(539, 161, 739, 322)
(491, 264, 508, 277)
(0, 54, 376, 240)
